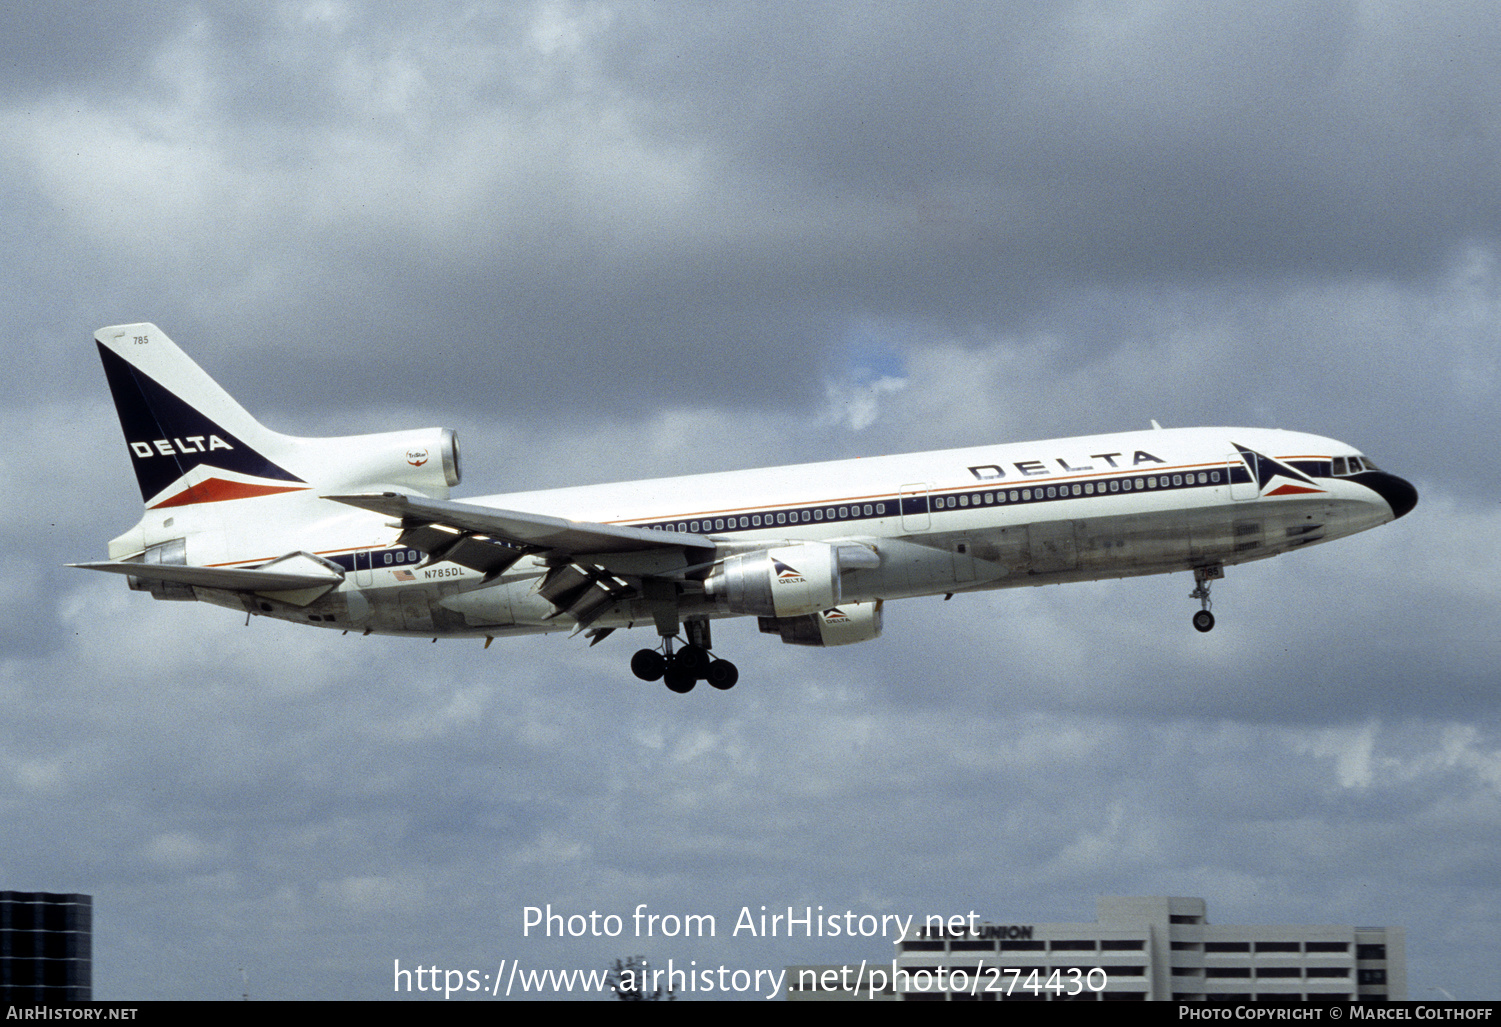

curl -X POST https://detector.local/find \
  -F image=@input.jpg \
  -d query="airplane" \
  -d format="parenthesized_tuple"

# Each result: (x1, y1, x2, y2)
(72, 323, 1419, 694)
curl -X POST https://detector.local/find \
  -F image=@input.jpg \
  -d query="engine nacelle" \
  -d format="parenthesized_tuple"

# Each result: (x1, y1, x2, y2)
(759, 601, 883, 647)
(705, 542, 841, 617)
(305, 426, 462, 498)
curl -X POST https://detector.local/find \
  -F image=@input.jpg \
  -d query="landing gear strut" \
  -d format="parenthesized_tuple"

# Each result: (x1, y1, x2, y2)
(1190, 565, 1222, 633)
(630, 618, 739, 693)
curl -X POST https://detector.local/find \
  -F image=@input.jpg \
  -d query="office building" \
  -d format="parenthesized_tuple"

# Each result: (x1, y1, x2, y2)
(788, 896, 1404, 1001)
(0, 892, 92, 1002)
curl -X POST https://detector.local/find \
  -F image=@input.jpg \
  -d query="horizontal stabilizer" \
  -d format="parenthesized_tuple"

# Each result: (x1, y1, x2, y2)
(70, 551, 344, 593)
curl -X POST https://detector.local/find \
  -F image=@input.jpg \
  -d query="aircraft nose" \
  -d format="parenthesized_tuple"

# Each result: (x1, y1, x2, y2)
(1359, 471, 1419, 520)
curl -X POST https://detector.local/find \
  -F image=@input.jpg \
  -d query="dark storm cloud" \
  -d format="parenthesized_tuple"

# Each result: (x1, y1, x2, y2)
(15, 1, 1500, 420)
(596, 2, 1501, 289)
(0, 8, 188, 96)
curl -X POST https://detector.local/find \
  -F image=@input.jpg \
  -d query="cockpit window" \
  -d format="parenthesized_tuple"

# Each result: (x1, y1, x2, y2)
(1333, 454, 1380, 476)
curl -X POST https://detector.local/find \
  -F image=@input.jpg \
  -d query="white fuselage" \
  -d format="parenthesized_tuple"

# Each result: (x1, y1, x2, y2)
(140, 425, 1400, 639)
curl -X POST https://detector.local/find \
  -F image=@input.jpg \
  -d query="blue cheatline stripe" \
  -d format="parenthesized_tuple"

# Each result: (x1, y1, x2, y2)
(631, 466, 1252, 536)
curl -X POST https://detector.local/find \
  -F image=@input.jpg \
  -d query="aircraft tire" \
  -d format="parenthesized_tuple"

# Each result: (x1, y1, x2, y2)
(631, 649, 666, 681)
(675, 644, 712, 677)
(1193, 610, 1215, 633)
(706, 660, 739, 690)
(664, 664, 697, 693)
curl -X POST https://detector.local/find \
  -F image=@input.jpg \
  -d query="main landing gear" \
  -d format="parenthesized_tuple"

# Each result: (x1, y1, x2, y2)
(630, 618, 739, 694)
(1190, 564, 1222, 633)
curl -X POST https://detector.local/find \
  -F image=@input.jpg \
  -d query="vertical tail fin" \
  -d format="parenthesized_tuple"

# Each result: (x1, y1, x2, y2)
(94, 323, 311, 509)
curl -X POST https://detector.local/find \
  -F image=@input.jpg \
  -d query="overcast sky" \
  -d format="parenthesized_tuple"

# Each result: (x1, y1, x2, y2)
(3, 0, 1497, 1001)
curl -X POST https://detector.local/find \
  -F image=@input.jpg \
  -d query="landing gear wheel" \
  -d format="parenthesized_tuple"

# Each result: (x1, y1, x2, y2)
(1189, 565, 1222, 634)
(663, 663, 697, 693)
(675, 644, 711, 677)
(705, 659, 739, 690)
(631, 649, 666, 681)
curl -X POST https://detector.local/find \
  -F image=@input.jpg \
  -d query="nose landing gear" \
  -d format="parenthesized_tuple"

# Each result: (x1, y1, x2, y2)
(1190, 565, 1222, 632)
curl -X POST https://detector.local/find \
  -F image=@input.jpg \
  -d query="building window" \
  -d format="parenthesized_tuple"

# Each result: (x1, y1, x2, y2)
(1255, 942, 1301, 953)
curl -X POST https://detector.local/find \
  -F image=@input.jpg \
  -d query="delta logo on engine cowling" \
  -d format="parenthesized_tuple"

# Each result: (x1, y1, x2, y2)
(772, 559, 806, 585)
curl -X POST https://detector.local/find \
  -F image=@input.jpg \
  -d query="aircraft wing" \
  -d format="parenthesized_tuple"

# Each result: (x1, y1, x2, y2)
(327, 493, 721, 633)
(326, 493, 717, 579)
